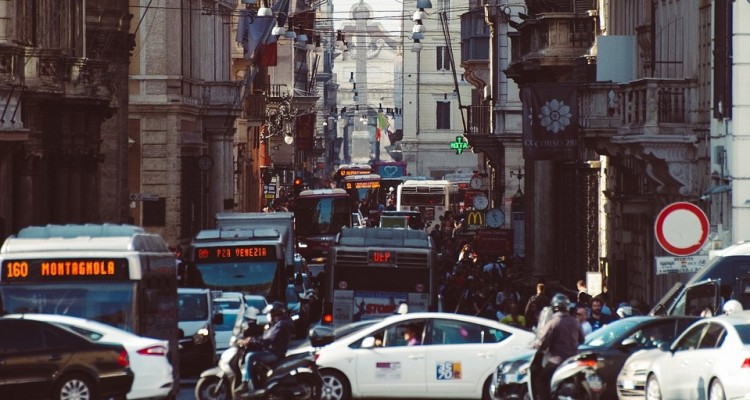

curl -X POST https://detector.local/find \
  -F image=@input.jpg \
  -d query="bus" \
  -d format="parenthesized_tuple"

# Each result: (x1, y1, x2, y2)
(293, 188, 353, 264)
(323, 227, 438, 325)
(183, 221, 288, 303)
(396, 179, 453, 230)
(332, 164, 373, 188)
(343, 173, 382, 224)
(0, 223, 180, 392)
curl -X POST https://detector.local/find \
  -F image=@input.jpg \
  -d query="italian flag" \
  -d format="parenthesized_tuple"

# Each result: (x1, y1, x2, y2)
(376, 112, 388, 142)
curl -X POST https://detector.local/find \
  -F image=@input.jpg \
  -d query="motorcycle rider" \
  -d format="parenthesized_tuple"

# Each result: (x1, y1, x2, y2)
(238, 301, 294, 393)
(531, 294, 584, 400)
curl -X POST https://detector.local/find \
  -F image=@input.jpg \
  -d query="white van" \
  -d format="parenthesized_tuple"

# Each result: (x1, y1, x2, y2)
(177, 288, 221, 376)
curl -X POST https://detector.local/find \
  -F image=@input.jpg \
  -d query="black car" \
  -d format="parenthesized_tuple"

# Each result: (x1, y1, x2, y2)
(0, 318, 134, 400)
(491, 315, 699, 400)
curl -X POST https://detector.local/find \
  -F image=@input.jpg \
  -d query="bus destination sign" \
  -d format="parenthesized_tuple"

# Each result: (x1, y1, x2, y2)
(339, 169, 371, 177)
(346, 181, 381, 190)
(196, 245, 276, 262)
(369, 250, 396, 265)
(1, 258, 130, 283)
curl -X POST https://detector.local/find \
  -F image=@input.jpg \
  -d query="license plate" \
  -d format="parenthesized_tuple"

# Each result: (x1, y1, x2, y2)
(621, 380, 635, 390)
(587, 375, 603, 391)
(503, 373, 523, 383)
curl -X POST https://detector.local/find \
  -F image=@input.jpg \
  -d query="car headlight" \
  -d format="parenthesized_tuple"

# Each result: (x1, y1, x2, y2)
(517, 362, 531, 375)
(500, 362, 514, 374)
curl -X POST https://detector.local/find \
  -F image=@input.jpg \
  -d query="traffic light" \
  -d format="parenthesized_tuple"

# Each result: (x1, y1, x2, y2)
(293, 177, 303, 196)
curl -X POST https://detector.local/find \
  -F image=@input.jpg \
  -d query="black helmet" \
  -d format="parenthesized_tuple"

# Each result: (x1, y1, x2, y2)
(264, 301, 287, 317)
(551, 294, 571, 313)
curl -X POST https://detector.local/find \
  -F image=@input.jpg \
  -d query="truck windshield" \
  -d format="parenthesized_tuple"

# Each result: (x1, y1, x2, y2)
(295, 197, 351, 236)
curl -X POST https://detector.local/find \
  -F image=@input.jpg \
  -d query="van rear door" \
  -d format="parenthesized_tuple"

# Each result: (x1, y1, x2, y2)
(684, 280, 721, 316)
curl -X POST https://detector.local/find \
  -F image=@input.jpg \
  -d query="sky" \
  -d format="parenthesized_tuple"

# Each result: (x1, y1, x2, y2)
(329, 0, 405, 34)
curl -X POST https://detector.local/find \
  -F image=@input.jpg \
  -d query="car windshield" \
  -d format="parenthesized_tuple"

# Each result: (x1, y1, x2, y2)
(584, 318, 641, 347)
(295, 320, 379, 349)
(215, 298, 242, 310)
(245, 297, 267, 311)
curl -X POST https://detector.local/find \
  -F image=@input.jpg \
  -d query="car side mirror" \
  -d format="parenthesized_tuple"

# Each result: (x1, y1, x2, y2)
(658, 342, 671, 352)
(619, 337, 639, 350)
(309, 326, 335, 347)
(361, 336, 376, 349)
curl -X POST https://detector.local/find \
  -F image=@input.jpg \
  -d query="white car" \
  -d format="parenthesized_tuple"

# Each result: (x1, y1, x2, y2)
(645, 310, 750, 400)
(5, 313, 174, 400)
(214, 308, 244, 357)
(616, 348, 662, 400)
(213, 291, 245, 312)
(315, 312, 535, 400)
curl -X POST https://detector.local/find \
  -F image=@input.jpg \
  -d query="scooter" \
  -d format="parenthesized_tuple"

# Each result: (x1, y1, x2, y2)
(195, 342, 322, 400)
(548, 352, 604, 400)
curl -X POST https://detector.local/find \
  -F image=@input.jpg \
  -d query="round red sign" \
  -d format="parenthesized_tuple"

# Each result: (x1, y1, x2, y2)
(654, 202, 709, 256)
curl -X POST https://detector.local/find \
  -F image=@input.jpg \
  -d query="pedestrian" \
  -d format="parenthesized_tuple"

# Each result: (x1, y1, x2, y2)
(524, 282, 550, 329)
(500, 300, 526, 328)
(576, 279, 591, 306)
(575, 305, 592, 336)
(587, 297, 614, 331)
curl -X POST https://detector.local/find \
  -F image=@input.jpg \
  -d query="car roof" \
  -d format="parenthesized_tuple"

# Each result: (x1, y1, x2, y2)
(4, 313, 143, 338)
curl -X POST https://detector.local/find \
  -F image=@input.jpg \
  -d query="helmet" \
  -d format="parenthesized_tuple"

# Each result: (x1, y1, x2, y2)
(263, 301, 287, 317)
(723, 299, 743, 315)
(550, 294, 571, 313)
(616, 306, 634, 319)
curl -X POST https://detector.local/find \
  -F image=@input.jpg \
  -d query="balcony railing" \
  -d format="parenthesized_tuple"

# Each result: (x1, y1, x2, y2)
(465, 105, 491, 134)
(618, 78, 697, 136)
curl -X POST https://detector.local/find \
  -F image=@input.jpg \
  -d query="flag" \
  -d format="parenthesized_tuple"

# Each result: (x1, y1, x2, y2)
(376, 112, 388, 142)
(236, 0, 289, 62)
(521, 83, 579, 161)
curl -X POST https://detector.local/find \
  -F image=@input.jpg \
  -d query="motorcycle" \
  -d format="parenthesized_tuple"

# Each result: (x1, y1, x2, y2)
(195, 342, 323, 400)
(549, 352, 604, 400)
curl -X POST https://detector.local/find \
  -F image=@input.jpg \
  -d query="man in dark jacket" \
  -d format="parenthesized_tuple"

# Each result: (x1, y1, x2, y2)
(240, 302, 294, 392)
(531, 294, 584, 400)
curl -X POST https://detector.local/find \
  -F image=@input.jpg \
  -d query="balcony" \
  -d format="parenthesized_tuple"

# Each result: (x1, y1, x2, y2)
(506, 12, 596, 83)
(583, 78, 705, 197)
(616, 78, 698, 137)
(465, 105, 491, 135)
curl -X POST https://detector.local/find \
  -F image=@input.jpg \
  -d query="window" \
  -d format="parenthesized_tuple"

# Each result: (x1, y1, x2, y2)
(436, 101, 451, 130)
(357, 320, 426, 348)
(436, 46, 451, 71)
(698, 323, 726, 349)
(627, 321, 677, 349)
(673, 324, 706, 351)
(430, 319, 506, 345)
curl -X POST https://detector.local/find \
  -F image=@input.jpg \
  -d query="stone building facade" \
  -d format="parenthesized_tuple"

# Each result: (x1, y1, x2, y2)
(0, 0, 133, 242)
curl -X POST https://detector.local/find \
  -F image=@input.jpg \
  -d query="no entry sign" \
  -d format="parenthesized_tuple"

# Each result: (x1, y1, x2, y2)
(654, 202, 709, 256)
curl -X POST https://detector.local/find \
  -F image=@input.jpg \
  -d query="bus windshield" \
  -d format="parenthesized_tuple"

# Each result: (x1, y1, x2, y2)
(194, 261, 277, 296)
(0, 282, 136, 332)
(295, 196, 351, 236)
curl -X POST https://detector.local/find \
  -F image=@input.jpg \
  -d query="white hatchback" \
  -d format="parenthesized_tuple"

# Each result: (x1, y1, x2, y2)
(5, 313, 174, 400)
(315, 312, 535, 400)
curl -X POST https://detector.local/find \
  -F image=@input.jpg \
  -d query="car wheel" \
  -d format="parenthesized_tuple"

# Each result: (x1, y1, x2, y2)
(481, 375, 495, 400)
(645, 375, 662, 400)
(54, 373, 95, 400)
(320, 370, 351, 400)
(709, 379, 726, 400)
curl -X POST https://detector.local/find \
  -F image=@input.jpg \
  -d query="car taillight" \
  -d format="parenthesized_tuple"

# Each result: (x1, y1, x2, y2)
(137, 345, 168, 356)
(118, 350, 130, 368)
(742, 358, 750, 368)
(322, 313, 333, 324)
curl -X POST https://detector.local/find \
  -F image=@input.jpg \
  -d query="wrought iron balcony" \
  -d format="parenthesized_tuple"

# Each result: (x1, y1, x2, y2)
(465, 105, 491, 135)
